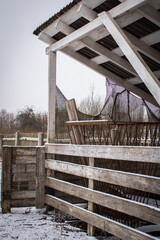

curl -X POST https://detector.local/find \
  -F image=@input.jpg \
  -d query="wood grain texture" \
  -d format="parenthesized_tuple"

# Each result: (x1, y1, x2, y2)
(45, 177, 160, 225)
(45, 159, 160, 194)
(45, 194, 157, 240)
(45, 143, 160, 163)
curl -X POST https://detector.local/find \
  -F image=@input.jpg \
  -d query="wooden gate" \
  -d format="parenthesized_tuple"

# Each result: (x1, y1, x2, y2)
(44, 143, 160, 240)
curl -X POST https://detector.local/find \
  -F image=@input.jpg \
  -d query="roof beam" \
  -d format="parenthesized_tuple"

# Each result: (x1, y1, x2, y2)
(137, 4, 160, 27)
(124, 30, 160, 64)
(46, 17, 102, 54)
(141, 30, 160, 45)
(99, 11, 160, 106)
(61, 46, 158, 107)
(55, 20, 137, 76)
(126, 70, 160, 85)
(46, 0, 147, 54)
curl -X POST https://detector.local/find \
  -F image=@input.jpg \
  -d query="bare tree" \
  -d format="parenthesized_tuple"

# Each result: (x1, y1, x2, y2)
(78, 84, 104, 116)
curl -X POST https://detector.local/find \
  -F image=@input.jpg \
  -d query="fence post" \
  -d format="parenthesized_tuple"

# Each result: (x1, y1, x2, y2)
(2, 147, 12, 213)
(15, 131, 20, 146)
(0, 134, 2, 155)
(87, 157, 95, 236)
(38, 132, 43, 146)
(36, 147, 45, 208)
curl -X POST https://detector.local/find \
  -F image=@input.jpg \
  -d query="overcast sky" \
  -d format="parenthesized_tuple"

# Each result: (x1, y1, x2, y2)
(0, 0, 105, 114)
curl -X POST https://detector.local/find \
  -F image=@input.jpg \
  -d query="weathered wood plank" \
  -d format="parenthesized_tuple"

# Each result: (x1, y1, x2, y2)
(36, 147, 45, 208)
(12, 199, 36, 207)
(45, 195, 157, 240)
(45, 177, 160, 225)
(26, 164, 36, 173)
(45, 144, 160, 163)
(45, 160, 160, 194)
(87, 157, 95, 236)
(16, 156, 36, 164)
(99, 11, 160, 105)
(2, 147, 12, 213)
(11, 191, 35, 200)
(16, 147, 37, 156)
(13, 173, 35, 182)
(12, 164, 26, 173)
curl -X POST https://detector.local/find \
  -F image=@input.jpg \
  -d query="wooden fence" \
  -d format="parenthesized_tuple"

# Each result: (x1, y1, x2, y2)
(1, 143, 160, 239)
(1, 146, 44, 213)
(0, 132, 70, 153)
(44, 143, 160, 240)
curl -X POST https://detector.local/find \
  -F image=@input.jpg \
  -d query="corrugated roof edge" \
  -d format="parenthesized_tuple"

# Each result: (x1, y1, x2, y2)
(33, 0, 82, 36)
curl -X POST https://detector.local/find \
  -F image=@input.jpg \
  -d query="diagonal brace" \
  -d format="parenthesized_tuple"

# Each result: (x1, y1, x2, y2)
(98, 11, 160, 106)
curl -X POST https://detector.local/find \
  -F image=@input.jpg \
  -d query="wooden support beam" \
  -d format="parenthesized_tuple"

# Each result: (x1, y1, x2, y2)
(62, 46, 158, 106)
(137, 4, 160, 27)
(55, 20, 137, 77)
(141, 30, 160, 46)
(2, 147, 12, 213)
(77, 3, 97, 21)
(127, 70, 160, 85)
(99, 11, 160, 106)
(46, 17, 102, 54)
(47, 52, 57, 143)
(46, 0, 147, 54)
(36, 147, 45, 208)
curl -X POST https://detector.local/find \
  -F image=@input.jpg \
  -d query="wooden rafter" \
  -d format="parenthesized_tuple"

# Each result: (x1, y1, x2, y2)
(99, 11, 160, 106)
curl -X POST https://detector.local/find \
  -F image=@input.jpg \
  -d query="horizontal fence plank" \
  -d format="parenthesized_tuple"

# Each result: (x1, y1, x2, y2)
(45, 144, 160, 163)
(66, 120, 111, 125)
(45, 177, 160, 225)
(45, 194, 157, 240)
(13, 173, 35, 182)
(12, 199, 36, 207)
(11, 191, 35, 200)
(15, 156, 36, 164)
(45, 160, 160, 195)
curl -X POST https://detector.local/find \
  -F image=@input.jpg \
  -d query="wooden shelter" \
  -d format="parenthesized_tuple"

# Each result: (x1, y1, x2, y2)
(2, 1, 159, 239)
(33, 0, 160, 142)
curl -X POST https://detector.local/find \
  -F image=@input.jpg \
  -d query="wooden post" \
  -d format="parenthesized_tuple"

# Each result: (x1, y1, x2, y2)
(15, 131, 20, 146)
(87, 157, 95, 236)
(2, 147, 12, 213)
(38, 132, 43, 146)
(0, 134, 2, 155)
(66, 99, 85, 144)
(47, 51, 57, 143)
(36, 147, 45, 208)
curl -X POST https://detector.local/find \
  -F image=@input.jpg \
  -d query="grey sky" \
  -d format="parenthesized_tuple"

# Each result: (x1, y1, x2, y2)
(0, 0, 105, 114)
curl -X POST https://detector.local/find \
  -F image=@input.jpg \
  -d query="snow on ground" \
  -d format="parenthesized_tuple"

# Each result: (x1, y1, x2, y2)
(0, 207, 100, 240)
(0, 160, 114, 240)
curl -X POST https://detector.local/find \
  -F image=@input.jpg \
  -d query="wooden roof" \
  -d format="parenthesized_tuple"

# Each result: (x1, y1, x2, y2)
(34, 0, 160, 107)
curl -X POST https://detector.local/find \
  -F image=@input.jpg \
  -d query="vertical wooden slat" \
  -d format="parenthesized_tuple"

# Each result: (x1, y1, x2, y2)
(2, 147, 12, 213)
(0, 134, 2, 155)
(15, 131, 20, 146)
(87, 157, 95, 236)
(38, 132, 43, 146)
(36, 147, 45, 208)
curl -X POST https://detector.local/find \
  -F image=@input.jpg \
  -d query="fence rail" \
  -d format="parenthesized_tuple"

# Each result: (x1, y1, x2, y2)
(0, 132, 70, 152)
(66, 121, 160, 146)
(44, 143, 160, 239)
